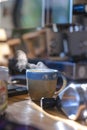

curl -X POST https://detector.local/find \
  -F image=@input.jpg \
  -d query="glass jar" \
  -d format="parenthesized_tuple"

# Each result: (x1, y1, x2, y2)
(0, 66, 8, 116)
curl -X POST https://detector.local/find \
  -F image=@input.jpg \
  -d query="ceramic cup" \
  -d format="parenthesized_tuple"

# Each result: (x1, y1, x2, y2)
(26, 69, 58, 101)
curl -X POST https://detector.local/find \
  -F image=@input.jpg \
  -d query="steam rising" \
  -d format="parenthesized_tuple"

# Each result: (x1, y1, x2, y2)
(16, 50, 28, 71)
(16, 50, 48, 71)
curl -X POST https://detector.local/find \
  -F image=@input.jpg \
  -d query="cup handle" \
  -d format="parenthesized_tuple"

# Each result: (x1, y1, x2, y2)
(55, 71, 68, 95)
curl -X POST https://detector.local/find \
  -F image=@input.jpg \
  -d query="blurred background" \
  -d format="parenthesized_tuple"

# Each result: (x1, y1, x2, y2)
(0, 0, 87, 66)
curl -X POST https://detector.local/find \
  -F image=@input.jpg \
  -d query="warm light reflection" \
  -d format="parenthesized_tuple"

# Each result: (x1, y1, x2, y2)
(0, 28, 7, 41)
(55, 121, 65, 130)
(0, 0, 8, 2)
(55, 121, 76, 130)
(83, 110, 87, 119)
(40, 113, 44, 118)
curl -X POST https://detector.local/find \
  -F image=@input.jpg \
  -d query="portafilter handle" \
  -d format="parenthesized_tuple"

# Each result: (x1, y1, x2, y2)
(40, 96, 61, 109)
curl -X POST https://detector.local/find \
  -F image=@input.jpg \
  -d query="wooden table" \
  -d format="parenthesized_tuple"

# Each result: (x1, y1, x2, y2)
(5, 94, 87, 130)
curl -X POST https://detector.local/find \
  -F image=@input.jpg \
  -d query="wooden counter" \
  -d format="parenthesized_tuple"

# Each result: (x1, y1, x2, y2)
(5, 94, 87, 130)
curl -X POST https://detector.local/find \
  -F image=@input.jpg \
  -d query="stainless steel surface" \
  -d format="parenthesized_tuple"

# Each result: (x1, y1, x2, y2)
(6, 100, 76, 130)
(59, 83, 87, 120)
(6, 93, 87, 130)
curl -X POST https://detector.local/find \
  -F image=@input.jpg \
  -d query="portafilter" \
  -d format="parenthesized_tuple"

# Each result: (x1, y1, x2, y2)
(41, 83, 87, 120)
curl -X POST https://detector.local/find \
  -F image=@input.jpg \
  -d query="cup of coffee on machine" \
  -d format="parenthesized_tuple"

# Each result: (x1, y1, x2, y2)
(26, 68, 58, 101)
